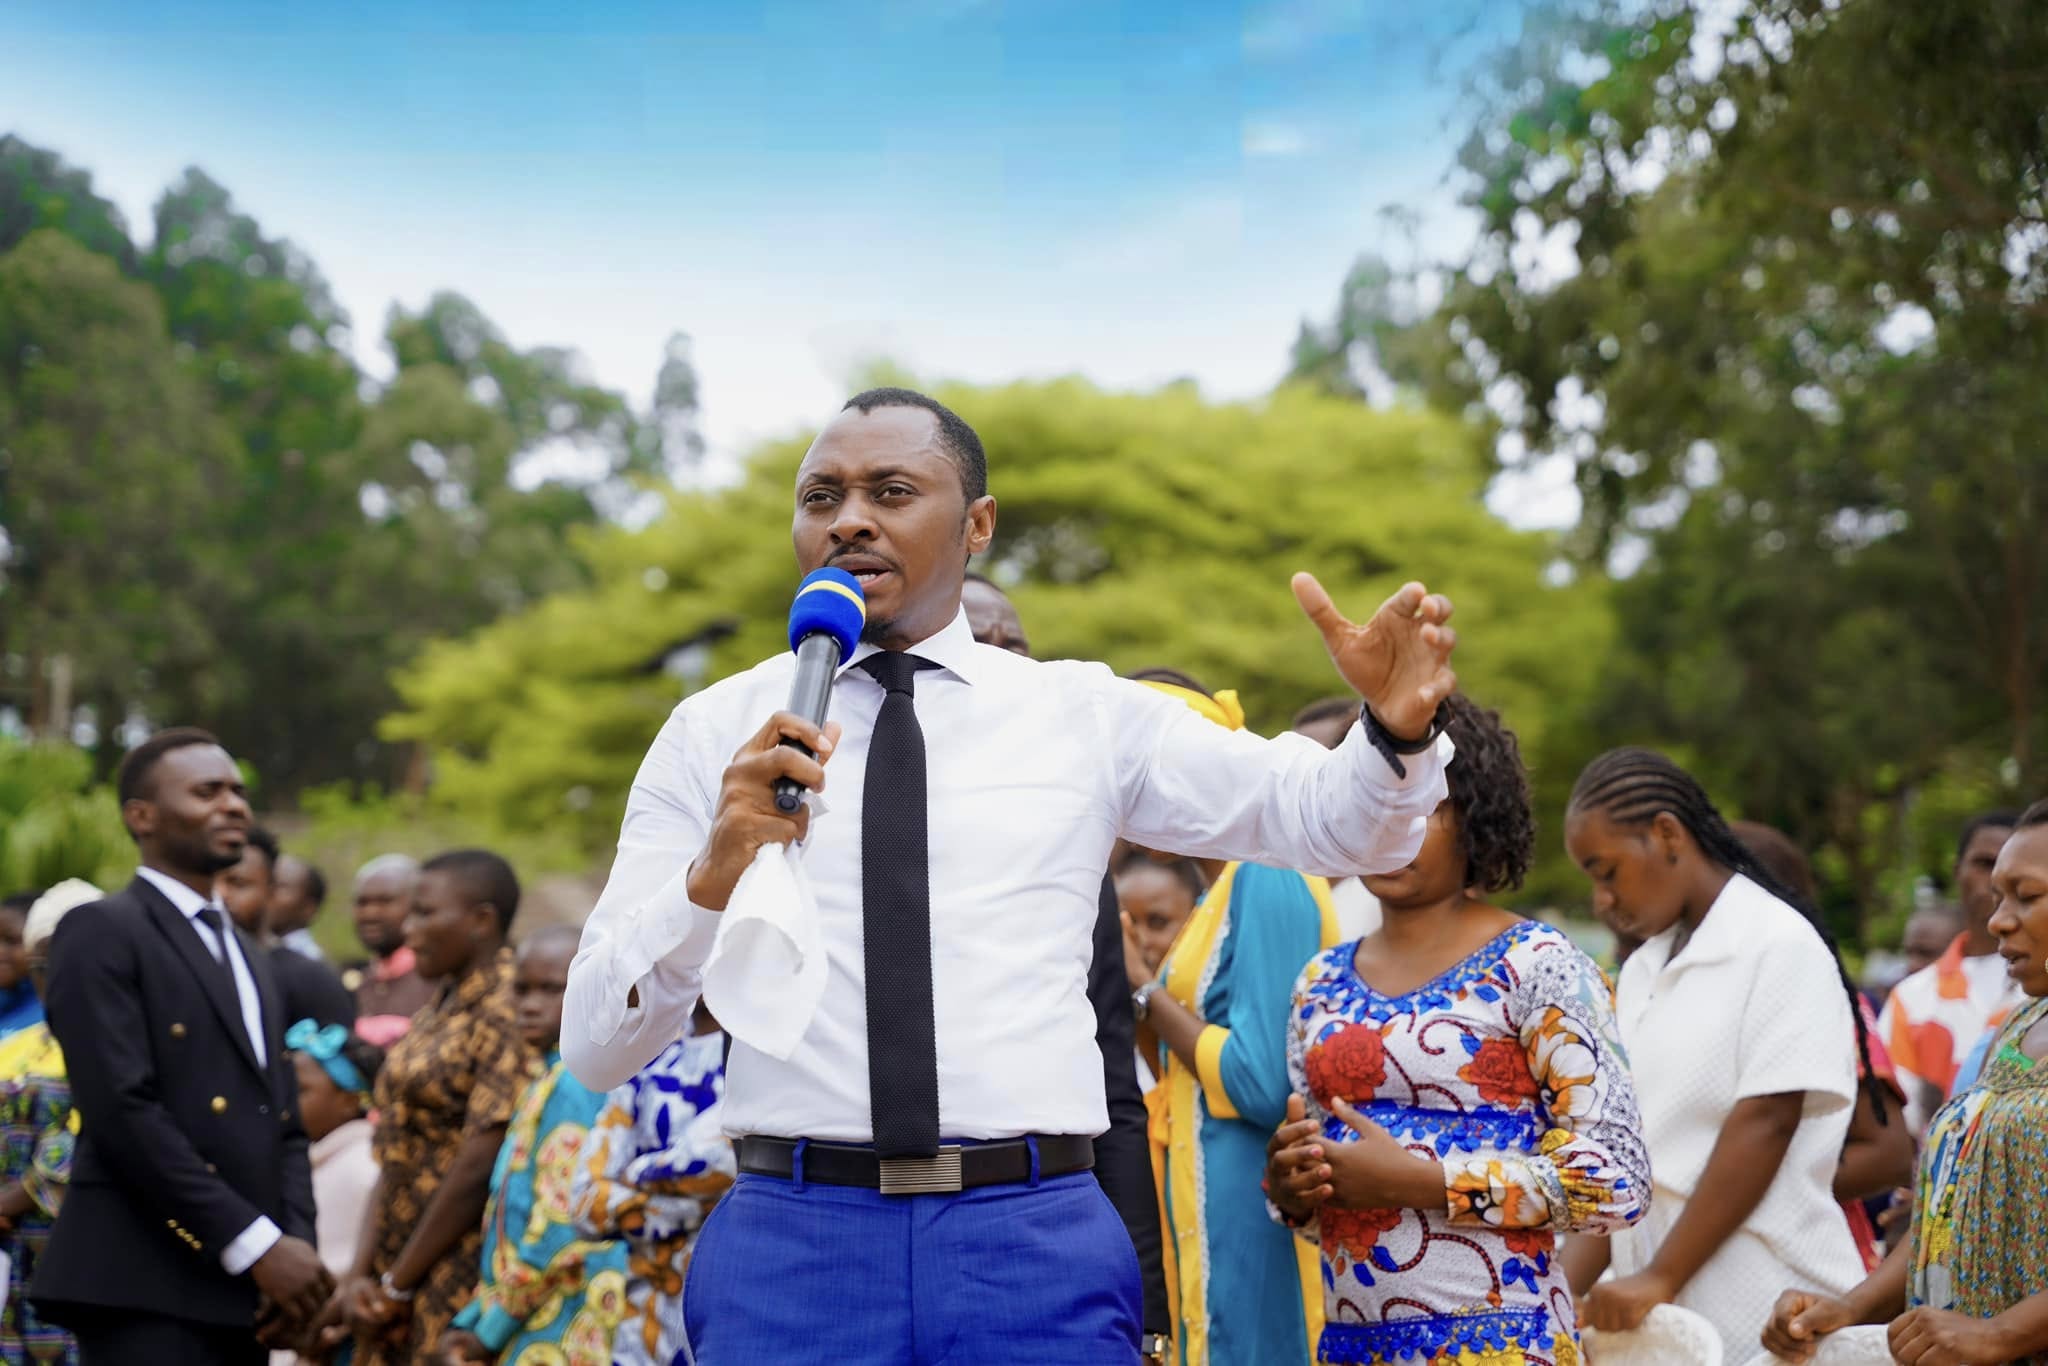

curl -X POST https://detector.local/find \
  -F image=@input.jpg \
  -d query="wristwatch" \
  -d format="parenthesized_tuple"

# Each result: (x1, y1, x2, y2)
(1140, 1331, 1171, 1363)
(1131, 981, 1164, 1023)
(1360, 700, 1446, 779)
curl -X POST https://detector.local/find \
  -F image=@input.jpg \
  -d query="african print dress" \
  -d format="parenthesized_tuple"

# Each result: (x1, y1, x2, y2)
(1911, 993, 2048, 1363)
(362, 949, 537, 1366)
(1283, 922, 1649, 1365)
(0, 1023, 76, 1365)
(448, 1052, 630, 1363)
(572, 1031, 733, 1366)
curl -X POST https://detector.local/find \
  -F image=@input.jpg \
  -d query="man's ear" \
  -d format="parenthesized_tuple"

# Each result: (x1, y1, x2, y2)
(965, 495, 997, 557)
(122, 797, 156, 843)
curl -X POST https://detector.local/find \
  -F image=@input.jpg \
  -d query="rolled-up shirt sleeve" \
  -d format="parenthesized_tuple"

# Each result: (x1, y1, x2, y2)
(563, 703, 725, 1093)
(1106, 677, 1450, 879)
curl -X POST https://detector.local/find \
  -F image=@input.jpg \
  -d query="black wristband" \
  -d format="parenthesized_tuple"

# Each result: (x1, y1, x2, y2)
(1360, 701, 1444, 779)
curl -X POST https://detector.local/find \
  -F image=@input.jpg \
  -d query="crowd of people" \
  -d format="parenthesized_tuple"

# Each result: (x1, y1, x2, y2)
(3, 390, 2045, 1366)
(4, 662, 2045, 1366)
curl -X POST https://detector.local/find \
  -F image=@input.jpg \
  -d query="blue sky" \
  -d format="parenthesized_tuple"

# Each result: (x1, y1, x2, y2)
(7, 0, 1546, 491)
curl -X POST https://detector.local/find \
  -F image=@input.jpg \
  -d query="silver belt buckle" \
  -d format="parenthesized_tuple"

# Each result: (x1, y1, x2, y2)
(878, 1145, 964, 1195)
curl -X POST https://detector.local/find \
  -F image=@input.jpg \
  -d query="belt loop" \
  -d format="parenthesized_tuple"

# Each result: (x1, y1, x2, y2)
(792, 1137, 809, 1192)
(1026, 1134, 1042, 1189)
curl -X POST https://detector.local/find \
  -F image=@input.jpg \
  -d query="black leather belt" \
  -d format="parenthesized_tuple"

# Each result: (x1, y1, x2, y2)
(736, 1134, 1094, 1195)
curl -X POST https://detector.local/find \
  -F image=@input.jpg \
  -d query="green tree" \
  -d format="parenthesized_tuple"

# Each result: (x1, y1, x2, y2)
(0, 229, 237, 740)
(1381, 0, 2048, 928)
(387, 378, 1611, 903)
(0, 139, 706, 798)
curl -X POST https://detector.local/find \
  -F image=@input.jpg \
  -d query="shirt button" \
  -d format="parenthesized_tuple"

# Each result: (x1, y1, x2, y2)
(210, 1096, 227, 1114)
(258, 1104, 270, 1116)
(170, 1023, 187, 1038)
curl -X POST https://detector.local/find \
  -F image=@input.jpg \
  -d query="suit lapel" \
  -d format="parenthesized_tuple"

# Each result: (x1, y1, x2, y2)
(238, 925, 286, 1079)
(133, 878, 266, 1078)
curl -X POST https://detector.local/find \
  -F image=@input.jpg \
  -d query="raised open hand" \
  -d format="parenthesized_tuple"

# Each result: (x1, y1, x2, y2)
(1292, 575, 1456, 742)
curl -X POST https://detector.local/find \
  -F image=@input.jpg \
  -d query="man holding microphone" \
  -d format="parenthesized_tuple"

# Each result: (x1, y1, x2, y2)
(564, 386, 1458, 1363)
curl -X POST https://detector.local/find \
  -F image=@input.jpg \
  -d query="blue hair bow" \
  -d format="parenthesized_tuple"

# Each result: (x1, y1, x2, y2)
(285, 1018, 368, 1096)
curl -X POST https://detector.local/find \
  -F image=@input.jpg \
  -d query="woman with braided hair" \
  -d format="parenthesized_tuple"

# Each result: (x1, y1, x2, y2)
(1560, 747, 1873, 1357)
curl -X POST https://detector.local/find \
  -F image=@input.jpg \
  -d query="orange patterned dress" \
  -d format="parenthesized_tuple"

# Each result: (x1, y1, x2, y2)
(359, 948, 537, 1365)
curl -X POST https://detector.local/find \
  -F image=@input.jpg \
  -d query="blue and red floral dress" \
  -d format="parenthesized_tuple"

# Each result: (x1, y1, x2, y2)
(1282, 921, 1650, 1365)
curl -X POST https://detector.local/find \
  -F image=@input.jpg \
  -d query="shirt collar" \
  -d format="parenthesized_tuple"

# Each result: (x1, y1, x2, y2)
(371, 945, 420, 982)
(137, 865, 220, 921)
(842, 607, 991, 688)
(1641, 871, 1764, 973)
(1933, 931, 1977, 999)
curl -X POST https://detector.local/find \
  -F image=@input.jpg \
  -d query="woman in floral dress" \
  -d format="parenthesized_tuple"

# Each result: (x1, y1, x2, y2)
(0, 881, 98, 1366)
(1267, 697, 1648, 1365)
(1763, 800, 2048, 1365)
(572, 1010, 733, 1366)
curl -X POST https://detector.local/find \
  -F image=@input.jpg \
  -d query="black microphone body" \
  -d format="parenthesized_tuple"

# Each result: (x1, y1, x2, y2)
(773, 630, 846, 813)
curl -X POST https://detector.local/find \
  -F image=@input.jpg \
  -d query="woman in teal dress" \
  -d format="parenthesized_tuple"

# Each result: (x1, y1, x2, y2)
(1126, 673, 1344, 1366)
(440, 930, 627, 1365)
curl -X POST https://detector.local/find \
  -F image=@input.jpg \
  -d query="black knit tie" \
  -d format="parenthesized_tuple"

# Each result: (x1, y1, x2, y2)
(857, 651, 940, 1158)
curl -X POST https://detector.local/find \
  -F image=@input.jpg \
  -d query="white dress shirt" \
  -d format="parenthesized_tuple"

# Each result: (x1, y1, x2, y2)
(135, 865, 283, 1274)
(563, 608, 1448, 1142)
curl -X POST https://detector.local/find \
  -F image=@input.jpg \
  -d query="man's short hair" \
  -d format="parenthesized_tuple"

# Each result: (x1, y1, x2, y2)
(244, 826, 280, 870)
(842, 387, 988, 502)
(421, 849, 521, 934)
(1126, 667, 1212, 697)
(116, 727, 224, 805)
(1291, 696, 1358, 732)
(355, 853, 421, 889)
(298, 861, 329, 908)
(1957, 810, 2021, 865)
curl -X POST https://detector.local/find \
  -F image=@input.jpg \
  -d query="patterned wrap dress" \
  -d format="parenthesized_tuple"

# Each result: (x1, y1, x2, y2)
(361, 949, 537, 1365)
(1910, 994, 2048, 1364)
(1283, 922, 1649, 1365)
(448, 1052, 630, 1363)
(0, 1023, 76, 1365)
(572, 1031, 733, 1366)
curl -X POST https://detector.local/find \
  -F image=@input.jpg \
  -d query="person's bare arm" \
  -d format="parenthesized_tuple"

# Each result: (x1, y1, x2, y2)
(1834, 1085, 1913, 1202)
(384, 1126, 504, 1293)
(1562, 1235, 1611, 1298)
(1582, 1091, 1805, 1331)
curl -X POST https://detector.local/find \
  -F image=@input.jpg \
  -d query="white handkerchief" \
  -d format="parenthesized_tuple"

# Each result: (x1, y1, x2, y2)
(701, 841, 827, 1061)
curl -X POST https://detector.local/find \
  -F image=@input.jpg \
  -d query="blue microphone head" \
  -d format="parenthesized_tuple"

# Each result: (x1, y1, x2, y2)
(787, 567, 867, 659)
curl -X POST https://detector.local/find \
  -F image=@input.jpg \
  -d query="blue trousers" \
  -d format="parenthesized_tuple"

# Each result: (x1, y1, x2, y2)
(682, 1160, 1141, 1364)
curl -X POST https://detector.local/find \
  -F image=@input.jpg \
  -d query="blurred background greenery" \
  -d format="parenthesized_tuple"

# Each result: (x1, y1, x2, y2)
(3, 0, 2041, 960)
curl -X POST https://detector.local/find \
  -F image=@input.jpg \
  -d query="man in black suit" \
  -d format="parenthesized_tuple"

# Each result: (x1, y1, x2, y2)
(34, 728, 332, 1364)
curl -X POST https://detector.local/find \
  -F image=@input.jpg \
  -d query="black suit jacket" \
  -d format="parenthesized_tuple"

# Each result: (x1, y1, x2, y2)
(270, 943, 357, 1032)
(1089, 874, 1169, 1336)
(33, 876, 317, 1328)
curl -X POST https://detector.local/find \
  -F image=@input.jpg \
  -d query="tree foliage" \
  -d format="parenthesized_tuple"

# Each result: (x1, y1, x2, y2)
(0, 135, 704, 797)
(387, 378, 1611, 903)
(1347, 0, 2048, 929)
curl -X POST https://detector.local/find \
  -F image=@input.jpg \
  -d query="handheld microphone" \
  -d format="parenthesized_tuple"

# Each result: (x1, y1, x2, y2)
(772, 567, 867, 814)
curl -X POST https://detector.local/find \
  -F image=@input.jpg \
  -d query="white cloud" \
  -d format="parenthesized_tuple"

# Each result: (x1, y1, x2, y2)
(1241, 119, 1312, 159)
(1242, 0, 1367, 59)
